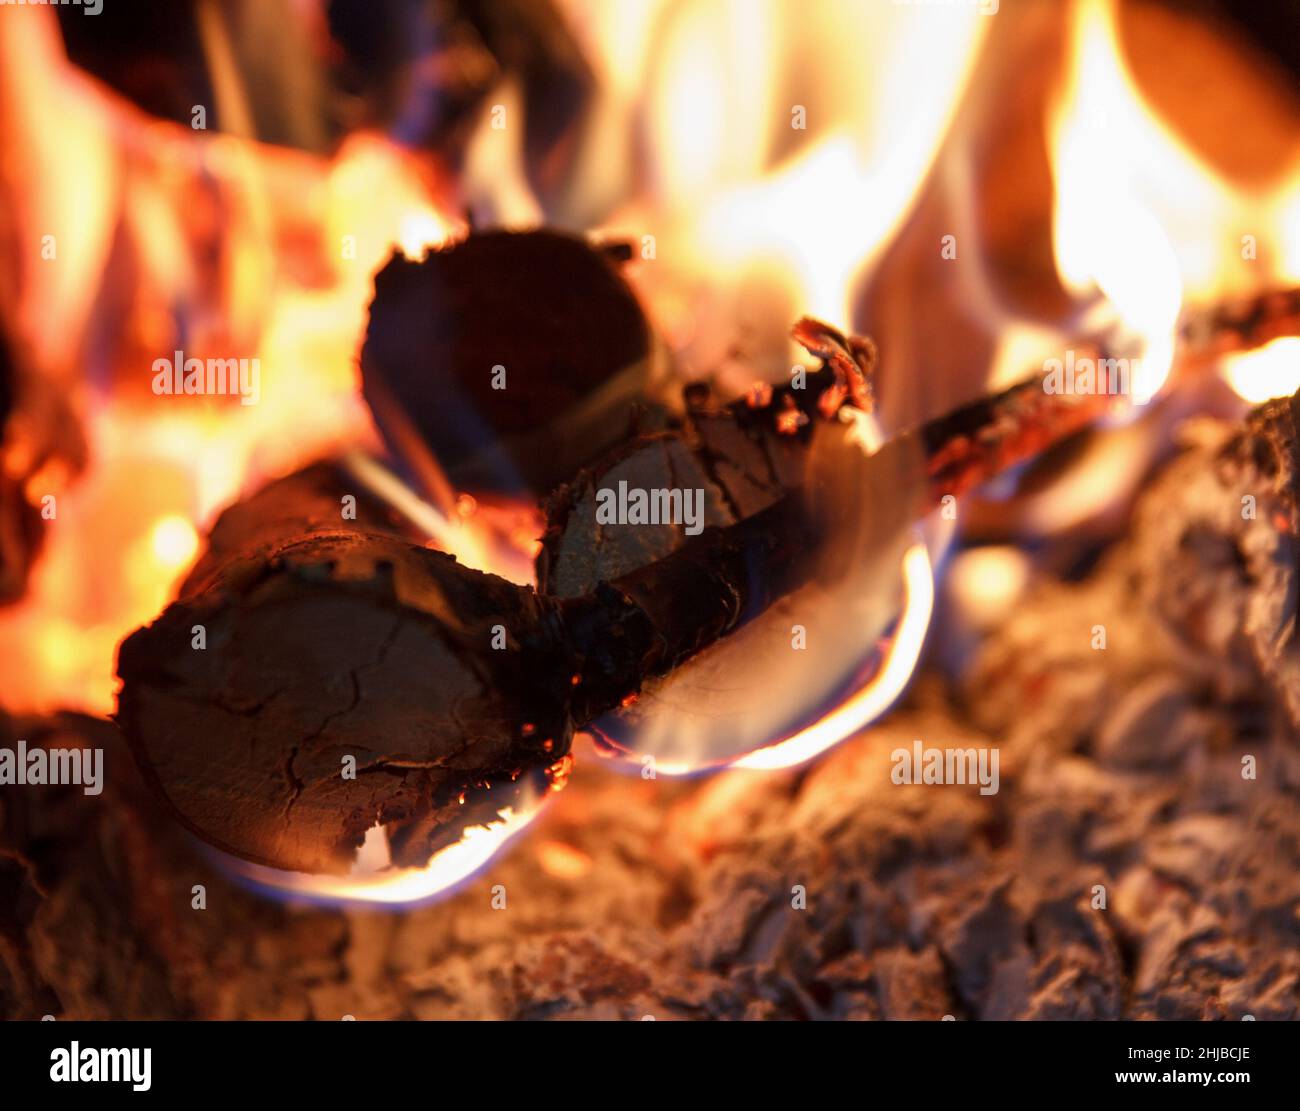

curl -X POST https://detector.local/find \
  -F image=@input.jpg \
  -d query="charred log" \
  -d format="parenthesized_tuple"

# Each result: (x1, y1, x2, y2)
(116, 461, 569, 875)
(361, 230, 661, 497)
(114, 454, 818, 873)
(119, 334, 1129, 873)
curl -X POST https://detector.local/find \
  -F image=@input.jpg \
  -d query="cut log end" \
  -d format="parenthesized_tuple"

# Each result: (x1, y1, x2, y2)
(115, 465, 575, 875)
(361, 228, 659, 496)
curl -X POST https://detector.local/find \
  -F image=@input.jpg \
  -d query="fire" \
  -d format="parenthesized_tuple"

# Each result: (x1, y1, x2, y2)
(545, 0, 1000, 774)
(147, 515, 200, 569)
(1047, 0, 1184, 402)
(566, 0, 991, 367)
(1222, 338, 1300, 405)
(3, 2, 976, 890)
(0, 8, 463, 714)
(1048, 0, 1300, 405)
(8, 0, 1296, 907)
(732, 542, 935, 772)
(228, 803, 542, 907)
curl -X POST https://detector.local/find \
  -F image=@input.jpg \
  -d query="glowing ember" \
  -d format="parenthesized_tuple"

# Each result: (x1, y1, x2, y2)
(535, 840, 593, 881)
(946, 546, 1031, 632)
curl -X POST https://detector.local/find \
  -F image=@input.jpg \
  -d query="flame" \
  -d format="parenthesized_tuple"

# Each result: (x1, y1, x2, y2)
(0, 9, 462, 713)
(1048, 0, 1300, 406)
(1047, 0, 1184, 402)
(545, 0, 988, 772)
(0, 13, 552, 909)
(227, 802, 542, 907)
(570, 0, 990, 371)
(236, 1, 975, 879)
(732, 542, 935, 771)
(1222, 337, 1300, 404)
(147, 515, 200, 569)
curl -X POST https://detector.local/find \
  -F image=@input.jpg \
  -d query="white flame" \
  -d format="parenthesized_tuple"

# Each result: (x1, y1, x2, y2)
(226, 804, 542, 906)
(1222, 337, 1300, 404)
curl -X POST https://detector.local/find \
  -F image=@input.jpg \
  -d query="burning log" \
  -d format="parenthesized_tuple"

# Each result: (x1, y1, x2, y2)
(536, 317, 1112, 763)
(16, 393, 1300, 1020)
(361, 230, 662, 497)
(115, 455, 815, 873)
(116, 460, 569, 875)
(117, 346, 1114, 874)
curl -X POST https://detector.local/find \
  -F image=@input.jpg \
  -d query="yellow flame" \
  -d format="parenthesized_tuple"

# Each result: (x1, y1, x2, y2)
(1050, 0, 1300, 410)
(0, 74, 458, 714)
(560, 0, 989, 382)
(148, 514, 200, 569)
(1048, 0, 1187, 402)
(1280, 190, 1300, 285)
(1222, 337, 1300, 404)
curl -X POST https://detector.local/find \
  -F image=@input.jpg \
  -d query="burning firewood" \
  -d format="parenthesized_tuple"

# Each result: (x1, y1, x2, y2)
(115, 459, 812, 874)
(115, 460, 567, 875)
(117, 331, 1124, 875)
(536, 318, 1111, 764)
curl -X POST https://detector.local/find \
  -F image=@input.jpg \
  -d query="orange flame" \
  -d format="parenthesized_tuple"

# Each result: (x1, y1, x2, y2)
(1048, 0, 1300, 405)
